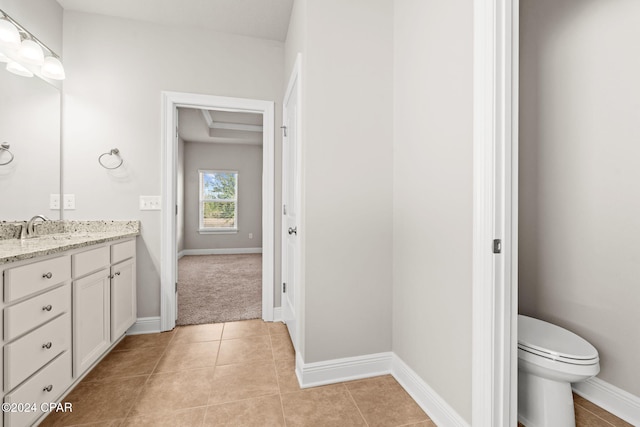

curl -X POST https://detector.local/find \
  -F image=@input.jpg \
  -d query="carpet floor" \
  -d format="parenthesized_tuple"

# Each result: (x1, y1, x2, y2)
(176, 254, 262, 325)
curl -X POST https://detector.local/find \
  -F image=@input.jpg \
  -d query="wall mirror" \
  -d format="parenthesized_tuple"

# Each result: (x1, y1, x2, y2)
(0, 69, 61, 221)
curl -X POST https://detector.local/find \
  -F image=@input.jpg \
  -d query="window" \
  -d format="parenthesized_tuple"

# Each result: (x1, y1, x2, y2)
(199, 170, 238, 232)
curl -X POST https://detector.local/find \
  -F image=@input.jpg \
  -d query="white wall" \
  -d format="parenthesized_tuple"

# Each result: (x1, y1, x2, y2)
(519, 0, 640, 396)
(62, 11, 284, 317)
(183, 141, 263, 250)
(393, 0, 474, 422)
(284, 0, 394, 364)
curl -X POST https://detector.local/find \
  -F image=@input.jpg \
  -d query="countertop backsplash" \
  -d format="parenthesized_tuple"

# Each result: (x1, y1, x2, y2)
(0, 220, 140, 240)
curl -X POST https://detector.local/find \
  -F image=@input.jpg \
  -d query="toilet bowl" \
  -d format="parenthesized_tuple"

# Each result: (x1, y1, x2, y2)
(518, 315, 600, 427)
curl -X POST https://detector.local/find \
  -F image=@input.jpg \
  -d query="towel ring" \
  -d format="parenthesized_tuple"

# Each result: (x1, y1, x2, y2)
(0, 142, 14, 166)
(98, 148, 123, 169)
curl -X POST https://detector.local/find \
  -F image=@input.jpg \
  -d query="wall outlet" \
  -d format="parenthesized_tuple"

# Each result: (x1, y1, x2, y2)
(248, 233, 253, 239)
(140, 196, 161, 210)
(50, 194, 60, 210)
(63, 194, 75, 210)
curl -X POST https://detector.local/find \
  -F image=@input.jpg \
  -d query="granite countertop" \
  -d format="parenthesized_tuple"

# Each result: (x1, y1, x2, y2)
(0, 221, 140, 265)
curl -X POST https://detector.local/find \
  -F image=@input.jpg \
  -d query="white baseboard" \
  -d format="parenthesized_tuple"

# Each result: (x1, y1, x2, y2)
(126, 316, 162, 335)
(293, 351, 468, 426)
(177, 250, 185, 259)
(181, 248, 262, 256)
(573, 377, 640, 425)
(296, 351, 393, 389)
(391, 354, 470, 427)
(272, 306, 282, 322)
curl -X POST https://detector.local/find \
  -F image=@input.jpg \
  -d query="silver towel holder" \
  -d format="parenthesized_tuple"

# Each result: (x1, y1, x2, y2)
(98, 148, 123, 169)
(0, 142, 14, 166)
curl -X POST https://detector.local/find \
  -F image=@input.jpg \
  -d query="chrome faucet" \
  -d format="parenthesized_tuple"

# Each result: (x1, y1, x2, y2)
(22, 215, 49, 238)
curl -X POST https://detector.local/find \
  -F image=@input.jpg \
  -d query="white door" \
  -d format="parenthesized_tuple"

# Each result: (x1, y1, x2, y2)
(282, 58, 301, 351)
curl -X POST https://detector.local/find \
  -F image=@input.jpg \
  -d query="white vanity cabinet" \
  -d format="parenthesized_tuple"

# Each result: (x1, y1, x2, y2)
(72, 268, 111, 376)
(2, 256, 73, 427)
(72, 239, 137, 376)
(1, 237, 137, 427)
(109, 240, 136, 342)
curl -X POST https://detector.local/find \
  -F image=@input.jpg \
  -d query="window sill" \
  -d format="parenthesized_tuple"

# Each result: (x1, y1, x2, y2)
(198, 229, 238, 235)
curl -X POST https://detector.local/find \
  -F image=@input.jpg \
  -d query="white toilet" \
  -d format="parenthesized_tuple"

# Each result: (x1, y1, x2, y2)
(518, 315, 600, 427)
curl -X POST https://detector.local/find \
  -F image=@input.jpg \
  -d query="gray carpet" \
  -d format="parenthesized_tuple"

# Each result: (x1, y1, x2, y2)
(177, 254, 262, 325)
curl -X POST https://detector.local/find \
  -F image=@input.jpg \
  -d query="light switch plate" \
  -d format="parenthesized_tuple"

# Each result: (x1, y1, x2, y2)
(50, 194, 60, 210)
(140, 196, 161, 210)
(63, 194, 75, 210)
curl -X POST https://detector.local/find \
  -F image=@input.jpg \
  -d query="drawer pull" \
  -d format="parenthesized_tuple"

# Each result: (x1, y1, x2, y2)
(42, 272, 53, 279)
(43, 385, 54, 392)
(42, 304, 53, 311)
(42, 342, 53, 349)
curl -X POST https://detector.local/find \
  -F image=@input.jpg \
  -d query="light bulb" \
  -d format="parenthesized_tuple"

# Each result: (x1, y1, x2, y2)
(18, 39, 44, 66)
(6, 60, 33, 77)
(0, 19, 20, 50)
(41, 56, 65, 80)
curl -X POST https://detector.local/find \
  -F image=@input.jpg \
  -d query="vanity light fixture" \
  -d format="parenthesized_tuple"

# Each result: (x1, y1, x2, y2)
(6, 60, 32, 77)
(0, 17, 20, 50)
(41, 55, 65, 80)
(18, 38, 44, 65)
(0, 9, 65, 80)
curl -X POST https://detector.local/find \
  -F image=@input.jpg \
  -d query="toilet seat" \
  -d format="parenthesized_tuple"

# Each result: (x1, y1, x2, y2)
(518, 315, 599, 365)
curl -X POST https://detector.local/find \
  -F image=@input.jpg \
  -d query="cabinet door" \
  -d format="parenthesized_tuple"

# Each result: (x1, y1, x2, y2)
(73, 269, 110, 377)
(110, 258, 136, 342)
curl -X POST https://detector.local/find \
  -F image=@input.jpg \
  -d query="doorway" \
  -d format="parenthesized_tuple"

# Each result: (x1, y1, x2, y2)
(176, 107, 264, 325)
(161, 92, 275, 332)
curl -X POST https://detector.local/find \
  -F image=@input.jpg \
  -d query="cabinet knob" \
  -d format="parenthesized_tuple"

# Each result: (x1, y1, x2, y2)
(42, 342, 52, 349)
(115, 271, 121, 276)
(42, 305, 53, 312)
(43, 385, 53, 392)
(42, 272, 53, 279)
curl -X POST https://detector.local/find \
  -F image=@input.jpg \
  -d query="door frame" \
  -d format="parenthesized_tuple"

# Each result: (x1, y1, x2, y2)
(160, 91, 275, 332)
(472, 0, 519, 426)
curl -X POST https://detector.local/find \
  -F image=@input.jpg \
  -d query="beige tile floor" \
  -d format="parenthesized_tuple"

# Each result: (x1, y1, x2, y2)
(41, 320, 435, 427)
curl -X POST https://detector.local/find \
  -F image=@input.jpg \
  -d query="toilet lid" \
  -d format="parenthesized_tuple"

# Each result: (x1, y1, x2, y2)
(518, 315, 599, 364)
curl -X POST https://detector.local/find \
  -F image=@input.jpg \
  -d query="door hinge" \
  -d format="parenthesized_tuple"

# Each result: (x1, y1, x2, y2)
(282, 282, 287, 293)
(493, 239, 502, 254)
(283, 204, 287, 215)
(280, 125, 287, 137)
(176, 204, 178, 215)
(175, 282, 178, 292)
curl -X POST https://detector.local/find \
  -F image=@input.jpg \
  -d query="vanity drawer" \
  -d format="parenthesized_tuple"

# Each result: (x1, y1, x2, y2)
(4, 312, 71, 391)
(4, 255, 70, 302)
(111, 239, 135, 264)
(4, 284, 71, 341)
(4, 351, 72, 427)
(73, 246, 110, 278)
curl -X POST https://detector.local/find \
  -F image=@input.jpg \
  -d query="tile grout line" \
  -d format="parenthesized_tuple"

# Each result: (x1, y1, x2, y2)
(343, 383, 371, 427)
(269, 329, 290, 426)
(121, 330, 179, 422)
(201, 322, 227, 423)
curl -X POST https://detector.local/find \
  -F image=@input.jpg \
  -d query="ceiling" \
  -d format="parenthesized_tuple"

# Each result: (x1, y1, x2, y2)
(56, 0, 294, 42)
(178, 108, 263, 146)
